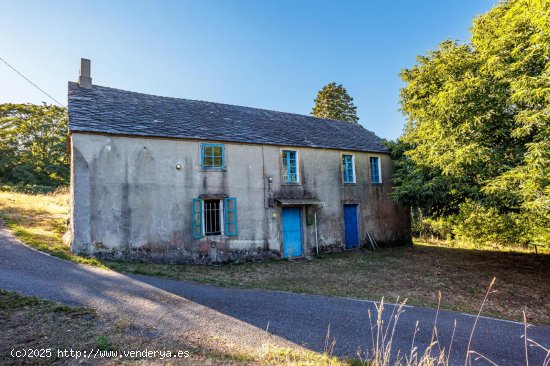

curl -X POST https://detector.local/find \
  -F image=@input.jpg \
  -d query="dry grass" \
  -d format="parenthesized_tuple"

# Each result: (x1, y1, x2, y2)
(0, 189, 105, 267)
(416, 237, 550, 255)
(1, 190, 549, 326)
(0, 290, 357, 365)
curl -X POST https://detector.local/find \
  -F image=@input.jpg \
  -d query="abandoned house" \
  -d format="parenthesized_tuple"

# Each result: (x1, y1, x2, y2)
(68, 59, 411, 263)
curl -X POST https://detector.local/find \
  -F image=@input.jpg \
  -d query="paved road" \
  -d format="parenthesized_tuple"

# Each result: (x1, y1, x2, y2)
(133, 275, 550, 366)
(1, 228, 549, 365)
(0, 229, 298, 359)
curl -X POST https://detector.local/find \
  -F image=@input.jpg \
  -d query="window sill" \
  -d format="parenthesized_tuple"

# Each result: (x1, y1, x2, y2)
(281, 182, 301, 186)
(343, 182, 357, 186)
(200, 168, 227, 172)
(202, 234, 224, 238)
(199, 235, 238, 240)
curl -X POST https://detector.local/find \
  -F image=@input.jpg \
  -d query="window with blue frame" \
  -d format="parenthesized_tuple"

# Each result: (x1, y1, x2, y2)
(282, 150, 298, 183)
(201, 143, 225, 169)
(370, 157, 381, 183)
(342, 154, 355, 183)
(192, 197, 238, 238)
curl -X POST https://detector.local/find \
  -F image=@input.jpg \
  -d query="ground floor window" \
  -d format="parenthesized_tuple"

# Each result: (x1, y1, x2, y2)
(192, 197, 238, 238)
(204, 200, 222, 235)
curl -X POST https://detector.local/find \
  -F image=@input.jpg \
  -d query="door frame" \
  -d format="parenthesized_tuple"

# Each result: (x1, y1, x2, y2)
(343, 203, 360, 250)
(280, 206, 305, 258)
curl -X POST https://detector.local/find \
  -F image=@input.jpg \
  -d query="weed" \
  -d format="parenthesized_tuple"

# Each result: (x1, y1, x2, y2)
(95, 335, 114, 351)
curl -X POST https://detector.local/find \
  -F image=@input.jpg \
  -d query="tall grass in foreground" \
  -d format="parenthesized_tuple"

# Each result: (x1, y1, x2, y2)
(350, 278, 550, 366)
(263, 278, 550, 366)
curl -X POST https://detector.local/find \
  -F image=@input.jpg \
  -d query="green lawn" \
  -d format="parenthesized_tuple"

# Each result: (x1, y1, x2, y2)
(1, 190, 549, 325)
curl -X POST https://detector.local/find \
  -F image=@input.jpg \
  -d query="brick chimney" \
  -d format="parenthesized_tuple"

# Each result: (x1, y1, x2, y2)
(78, 58, 92, 88)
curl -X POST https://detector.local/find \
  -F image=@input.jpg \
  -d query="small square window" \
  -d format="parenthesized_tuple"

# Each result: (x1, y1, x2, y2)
(201, 143, 225, 169)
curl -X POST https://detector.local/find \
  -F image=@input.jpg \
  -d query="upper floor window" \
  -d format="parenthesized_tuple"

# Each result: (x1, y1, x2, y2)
(201, 143, 225, 170)
(282, 150, 299, 183)
(370, 157, 382, 184)
(342, 154, 355, 183)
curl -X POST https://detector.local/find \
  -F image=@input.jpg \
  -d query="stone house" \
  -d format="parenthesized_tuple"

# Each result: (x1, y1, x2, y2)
(68, 59, 411, 263)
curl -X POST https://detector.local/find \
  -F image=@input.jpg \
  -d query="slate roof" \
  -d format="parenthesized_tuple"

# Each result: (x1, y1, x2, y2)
(68, 82, 388, 153)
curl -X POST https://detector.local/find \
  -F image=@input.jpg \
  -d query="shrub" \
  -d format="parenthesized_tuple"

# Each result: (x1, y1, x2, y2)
(452, 200, 527, 247)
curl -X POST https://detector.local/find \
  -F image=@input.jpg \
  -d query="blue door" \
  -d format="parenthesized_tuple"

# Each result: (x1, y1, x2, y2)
(344, 205, 359, 249)
(282, 207, 302, 257)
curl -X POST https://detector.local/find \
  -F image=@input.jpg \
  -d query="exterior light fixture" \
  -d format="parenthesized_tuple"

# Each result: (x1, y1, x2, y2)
(176, 164, 182, 170)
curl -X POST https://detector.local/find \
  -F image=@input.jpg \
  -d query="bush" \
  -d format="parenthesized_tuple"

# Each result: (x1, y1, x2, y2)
(452, 201, 527, 248)
(0, 184, 66, 195)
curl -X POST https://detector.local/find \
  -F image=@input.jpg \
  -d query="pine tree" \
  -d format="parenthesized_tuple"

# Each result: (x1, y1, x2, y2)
(311, 82, 359, 123)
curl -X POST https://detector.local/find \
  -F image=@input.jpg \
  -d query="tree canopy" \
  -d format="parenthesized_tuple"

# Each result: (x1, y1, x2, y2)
(312, 82, 359, 123)
(0, 103, 69, 187)
(392, 0, 550, 247)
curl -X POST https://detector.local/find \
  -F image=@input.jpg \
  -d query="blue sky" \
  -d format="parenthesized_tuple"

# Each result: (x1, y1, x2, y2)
(0, 0, 495, 140)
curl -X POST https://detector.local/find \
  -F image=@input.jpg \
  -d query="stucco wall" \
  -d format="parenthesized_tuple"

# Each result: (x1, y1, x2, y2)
(70, 133, 410, 263)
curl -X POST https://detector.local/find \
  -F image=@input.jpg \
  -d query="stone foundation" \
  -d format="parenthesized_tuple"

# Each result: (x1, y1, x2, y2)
(76, 246, 280, 265)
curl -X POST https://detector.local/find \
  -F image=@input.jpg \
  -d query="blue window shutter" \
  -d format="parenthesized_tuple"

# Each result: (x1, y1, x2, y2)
(224, 197, 238, 236)
(200, 144, 205, 169)
(350, 156, 355, 182)
(342, 155, 347, 182)
(370, 157, 380, 183)
(192, 198, 203, 239)
(222, 144, 226, 169)
(287, 151, 292, 182)
(350, 157, 354, 182)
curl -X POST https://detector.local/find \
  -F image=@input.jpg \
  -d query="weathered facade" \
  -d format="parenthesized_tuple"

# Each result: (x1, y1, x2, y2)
(68, 59, 410, 263)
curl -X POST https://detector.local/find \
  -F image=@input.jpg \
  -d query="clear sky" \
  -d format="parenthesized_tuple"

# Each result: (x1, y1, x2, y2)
(0, 0, 495, 140)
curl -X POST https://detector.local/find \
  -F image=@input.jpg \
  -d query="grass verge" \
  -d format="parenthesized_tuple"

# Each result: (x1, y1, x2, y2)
(0, 189, 105, 267)
(1, 190, 549, 325)
(0, 290, 356, 365)
(0, 290, 200, 365)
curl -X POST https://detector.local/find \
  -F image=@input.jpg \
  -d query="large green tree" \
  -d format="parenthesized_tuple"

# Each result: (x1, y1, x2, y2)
(393, 0, 550, 247)
(0, 103, 69, 187)
(312, 82, 359, 123)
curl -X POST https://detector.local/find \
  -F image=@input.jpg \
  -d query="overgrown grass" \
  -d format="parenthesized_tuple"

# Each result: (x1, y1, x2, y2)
(414, 237, 550, 255)
(0, 289, 91, 315)
(1, 189, 549, 325)
(0, 189, 106, 267)
(0, 183, 65, 195)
